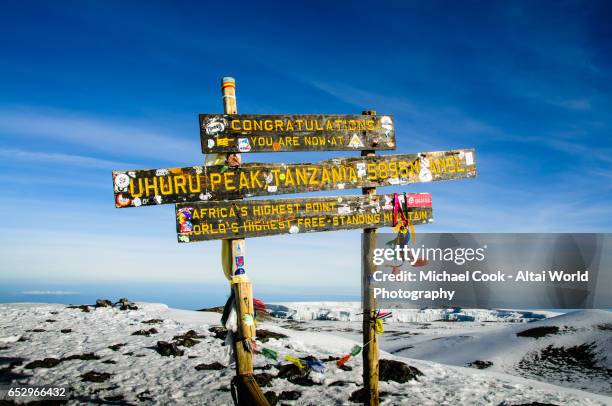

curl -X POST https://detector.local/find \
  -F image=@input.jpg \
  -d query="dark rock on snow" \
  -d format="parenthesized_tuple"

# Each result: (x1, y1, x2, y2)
(25, 358, 61, 369)
(208, 326, 228, 341)
(195, 362, 225, 371)
(142, 319, 164, 324)
(60, 329, 72, 333)
(81, 371, 112, 382)
(279, 390, 301, 400)
(264, 391, 278, 405)
(108, 343, 126, 351)
(131, 328, 158, 336)
(254, 372, 275, 387)
(256, 329, 288, 343)
(95, 299, 113, 308)
(468, 360, 494, 369)
(379, 359, 423, 383)
(516, 326, 559, 339)
(156, 341, 184, 357)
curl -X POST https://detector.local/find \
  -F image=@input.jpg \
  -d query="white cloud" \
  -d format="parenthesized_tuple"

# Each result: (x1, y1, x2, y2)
(0, 106, 199, 162)
(20, 290, 80, 296)
(0, 148, 138, 169)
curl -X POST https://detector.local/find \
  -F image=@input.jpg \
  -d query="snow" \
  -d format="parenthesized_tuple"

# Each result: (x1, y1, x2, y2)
(0, 302, 610, 405)
(272, 301, 562, 323)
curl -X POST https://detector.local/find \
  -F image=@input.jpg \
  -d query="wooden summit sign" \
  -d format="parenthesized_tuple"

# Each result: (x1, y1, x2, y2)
(176, 193, 433, 241)
(199, 114, 396, 153)
(112, 148, 476, 208)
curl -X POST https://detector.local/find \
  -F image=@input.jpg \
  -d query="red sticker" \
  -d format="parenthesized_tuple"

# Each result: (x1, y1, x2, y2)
(406, 193, 432, 208)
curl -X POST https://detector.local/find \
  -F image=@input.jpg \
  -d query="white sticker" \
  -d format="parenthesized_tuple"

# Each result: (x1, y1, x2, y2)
(238, 138, 251, 152)
(114, 173, 130, 190)
(133, 197, 142, 207)
(337, 205, 351, 215)
(418, 157, 433, 183)
(348, 134, 365, 148)
(380, 116, 393, 137)
(465, 152, 474, 166)
(289, 225, 299, 234)
(207, 139, 215, 148)
(337, 183, 345, 190)
(205, 117, 226, 135)
(154, 195, 162, 204)
(199, 192, 212, 201)
(356, 163, 367, 178)
(155, 168, 169, 176)
(267, 185, 278, 192)
(388, 177, 400, 185)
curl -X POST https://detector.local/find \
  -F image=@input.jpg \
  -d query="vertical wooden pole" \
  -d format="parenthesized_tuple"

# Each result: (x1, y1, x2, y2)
(214, 77, 269, 406)
(361, 110, 379, 406)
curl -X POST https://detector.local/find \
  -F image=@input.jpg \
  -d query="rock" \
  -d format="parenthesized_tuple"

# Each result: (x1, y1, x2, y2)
(195, 362, 225, 370)
(81, 371, 111, 382)
(379, 359, 423, 383)
(253, 372, 275, 387)
(198, 306, 225, 313)
(468, 360, 493, 369)
(256, 329, 288, 343)
(173, 330, 205, 347)
(279, 390, 301, 400)
(287, 375, 321, 386)
(120, 304, 139, 311)
(276, 363, 303, 380)
(156, 341, 184, 357)
(507, 403, 562, 406)
(27, 329, 46, 333)
(79, 305, 90, 313)
(142, 319, 164, 324)
(175, 337, 200, 347)
(116, 298, 130, 305)
(254, 364, 273, 371)
(102, 360, 117, 364)
(136, 391, 153, 401)
(208, 326, 228, 340)
(108, 343, 126, 351)
(63, 353, 100, 361)
(60, 329, 72, 334)
(95, 299, 113, 308)
(516, 326, 559, 339)
(25, 358, 61, 369)
(339, 365, 353, 371)
(131, 328, 158, 336)
(264, 391, 278, 405)
(45, 319, 57, 323)
(349, 388, 390, 403)
(103, 394, 124, 402)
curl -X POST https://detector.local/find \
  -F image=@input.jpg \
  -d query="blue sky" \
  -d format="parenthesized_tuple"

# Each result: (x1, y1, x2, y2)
(1, 1, 611, 303)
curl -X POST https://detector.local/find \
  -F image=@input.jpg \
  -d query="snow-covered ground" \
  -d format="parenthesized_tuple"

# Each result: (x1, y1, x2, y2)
(1, 302, 610, 405)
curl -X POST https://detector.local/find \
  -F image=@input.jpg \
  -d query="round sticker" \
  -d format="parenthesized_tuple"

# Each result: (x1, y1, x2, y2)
(114, 173, 130, 190)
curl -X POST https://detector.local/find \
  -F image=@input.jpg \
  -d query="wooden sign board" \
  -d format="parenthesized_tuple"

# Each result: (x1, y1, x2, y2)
(199, 114, 396, 153)
(176, 193, 433, 242)
(112, 148, 476, 208)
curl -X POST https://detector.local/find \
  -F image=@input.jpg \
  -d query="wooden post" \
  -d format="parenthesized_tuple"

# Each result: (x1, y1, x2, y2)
(215, 77, 269, 406)
(361, 110, 379, 406)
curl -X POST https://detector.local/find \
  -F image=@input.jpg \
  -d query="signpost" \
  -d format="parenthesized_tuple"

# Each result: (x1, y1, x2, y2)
(112, 148, 476, 208)
(200, 113, 396, 153)
(112, 77, 478, 406)
(176, 193, 433, 241)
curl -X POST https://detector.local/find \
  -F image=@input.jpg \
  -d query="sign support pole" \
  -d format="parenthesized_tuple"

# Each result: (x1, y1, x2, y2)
(361, 110, 379, 406)
(214, 77, 269, 406)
